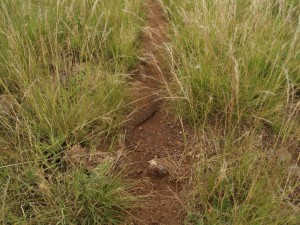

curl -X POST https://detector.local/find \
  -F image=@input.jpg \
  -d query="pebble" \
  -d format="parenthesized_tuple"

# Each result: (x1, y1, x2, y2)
(149, 158, 168, 177)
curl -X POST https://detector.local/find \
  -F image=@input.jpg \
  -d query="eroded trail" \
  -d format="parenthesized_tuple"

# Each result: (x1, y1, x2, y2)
(125, 1, 189, 224)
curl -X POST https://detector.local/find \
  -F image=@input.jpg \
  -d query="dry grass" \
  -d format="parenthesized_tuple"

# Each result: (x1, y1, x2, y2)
(161, 0, 300, 224)
(0, 0, 144, 224)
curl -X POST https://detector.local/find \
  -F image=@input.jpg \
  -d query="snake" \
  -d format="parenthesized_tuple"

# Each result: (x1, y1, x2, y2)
(125, 93, 162, 150)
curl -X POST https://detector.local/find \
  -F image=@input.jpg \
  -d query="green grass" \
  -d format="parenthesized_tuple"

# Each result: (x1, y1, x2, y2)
(1, 0, 299, 224)
(161, 0, 300, 224)
(184, 133, 299, 225)
(0, 0, 144, 224)
(1, 164, 136, 224)
(163, 0, 300, 131)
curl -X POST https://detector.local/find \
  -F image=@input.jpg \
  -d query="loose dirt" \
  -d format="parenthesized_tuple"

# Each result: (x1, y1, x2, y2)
(124, 1, 191, 224)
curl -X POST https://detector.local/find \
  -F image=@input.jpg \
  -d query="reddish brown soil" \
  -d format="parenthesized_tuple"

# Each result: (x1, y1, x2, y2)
(124, 1, 191, 224)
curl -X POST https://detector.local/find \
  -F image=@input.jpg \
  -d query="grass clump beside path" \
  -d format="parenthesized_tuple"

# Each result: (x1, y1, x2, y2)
(163, 0, 299, 131)
(0, 0, 143, 224)
(162, 0, 300, 224)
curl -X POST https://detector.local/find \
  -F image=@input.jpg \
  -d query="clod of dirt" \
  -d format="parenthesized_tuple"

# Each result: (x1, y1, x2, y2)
(64, 144, 121, 170)
(149, 158, 169, 177)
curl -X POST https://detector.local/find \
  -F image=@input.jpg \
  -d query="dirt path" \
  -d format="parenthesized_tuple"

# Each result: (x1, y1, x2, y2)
(124, 1, 190, 224)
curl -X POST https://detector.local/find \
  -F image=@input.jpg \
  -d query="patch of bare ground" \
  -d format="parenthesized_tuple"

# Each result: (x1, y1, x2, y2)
(123, 0, 192, 224)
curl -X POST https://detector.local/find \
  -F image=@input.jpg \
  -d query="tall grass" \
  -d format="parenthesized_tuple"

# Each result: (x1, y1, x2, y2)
(184, 133, 299, 224)
(0, 0, 143, 223)
(163, 0, 300, 132)
(162, 0, 300, 223)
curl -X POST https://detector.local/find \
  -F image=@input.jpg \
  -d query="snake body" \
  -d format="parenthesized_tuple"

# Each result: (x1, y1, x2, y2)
(125, 94, 161, 149)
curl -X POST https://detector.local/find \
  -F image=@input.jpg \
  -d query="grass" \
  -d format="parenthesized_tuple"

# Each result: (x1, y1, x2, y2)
(184, 132, 299, 225)
(162, 0, 300, 131)
(1, 0, 299, 224)
(161, 0, 300, 224)
(0, 0, 144, 224)
(1, 163, 136, 224)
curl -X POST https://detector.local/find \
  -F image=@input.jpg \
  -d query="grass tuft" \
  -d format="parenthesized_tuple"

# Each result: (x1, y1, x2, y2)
(0, 0, 144, 224)
(162, 0, 300, 224)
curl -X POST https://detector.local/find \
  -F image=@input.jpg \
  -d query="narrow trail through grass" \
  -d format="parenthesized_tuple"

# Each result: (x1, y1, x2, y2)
(1, 0, 298, 224)
(124, 0, 191, 224)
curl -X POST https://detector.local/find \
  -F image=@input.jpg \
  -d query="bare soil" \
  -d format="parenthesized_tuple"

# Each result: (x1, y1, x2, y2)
(124, 1, 192, 224)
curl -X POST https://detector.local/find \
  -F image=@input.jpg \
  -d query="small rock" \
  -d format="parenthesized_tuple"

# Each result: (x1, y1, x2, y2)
(138, 126, 143, 131)
(149, 158, 168, 177)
